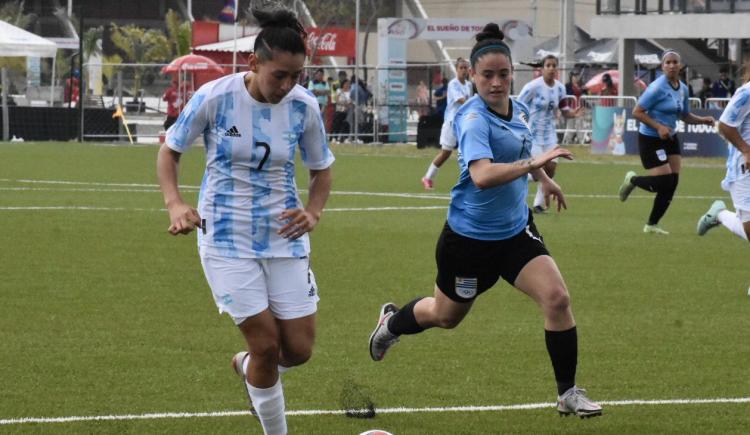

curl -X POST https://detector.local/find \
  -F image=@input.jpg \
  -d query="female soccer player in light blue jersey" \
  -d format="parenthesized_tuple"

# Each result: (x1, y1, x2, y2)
(157, 7, 334, 435)
(369, 23, 602, 420)
(517, 55, 582, 213)
(698, 61, 750, 245)
(618, 49, 715, 234)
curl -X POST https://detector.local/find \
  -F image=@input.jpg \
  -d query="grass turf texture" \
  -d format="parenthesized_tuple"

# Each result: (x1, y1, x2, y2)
(0, 142, 748, 434)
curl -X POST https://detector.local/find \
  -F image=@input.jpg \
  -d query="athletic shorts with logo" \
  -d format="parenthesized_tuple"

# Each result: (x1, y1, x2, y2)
(440, 120, 457, 150)
(435, 210, 550, 302)
(725, 175, 750, 223)
(200, 249, 319, 324)
(638, 132, 680, 169)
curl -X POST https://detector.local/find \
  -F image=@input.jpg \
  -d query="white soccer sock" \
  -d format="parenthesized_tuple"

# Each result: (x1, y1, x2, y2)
(718, 210, 749, 240)
(424, 163, 439, 180)
(242, 354, 291, 377)
(246, 378, 287, 435)
(533, 183, 545, 208)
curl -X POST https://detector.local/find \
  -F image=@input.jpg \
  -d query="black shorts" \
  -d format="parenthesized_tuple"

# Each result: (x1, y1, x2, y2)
(638, 133, 680, 169)
(435, 211, 550, 302)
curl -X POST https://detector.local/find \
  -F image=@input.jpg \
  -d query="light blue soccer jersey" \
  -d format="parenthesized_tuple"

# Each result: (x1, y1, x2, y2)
(166, 73, 335, 259)
(517, 77, 566, 146)
(720, 82, 750, 188)
(637, 75, 690, 137)
(449, 96, 533, 240)
(444, 78, 474, 123)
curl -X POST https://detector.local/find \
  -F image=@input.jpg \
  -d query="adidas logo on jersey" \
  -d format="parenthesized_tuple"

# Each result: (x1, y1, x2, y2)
(224, 126, 241, 137)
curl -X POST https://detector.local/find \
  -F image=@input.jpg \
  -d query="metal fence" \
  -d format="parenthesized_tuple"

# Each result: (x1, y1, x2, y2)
(0, 61, 740, 144)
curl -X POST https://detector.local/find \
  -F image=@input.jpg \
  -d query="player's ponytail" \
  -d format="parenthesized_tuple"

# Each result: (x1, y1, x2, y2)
(252, 7, 307, 61)
(470, 23, 512, 67)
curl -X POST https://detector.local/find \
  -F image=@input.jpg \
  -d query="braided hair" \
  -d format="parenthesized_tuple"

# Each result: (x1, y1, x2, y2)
(469, 23, 512, 67)
(252, 7, 307, 61)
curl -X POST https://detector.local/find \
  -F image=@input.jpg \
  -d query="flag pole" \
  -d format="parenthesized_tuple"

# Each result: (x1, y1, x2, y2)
(232, 1, 239, 73)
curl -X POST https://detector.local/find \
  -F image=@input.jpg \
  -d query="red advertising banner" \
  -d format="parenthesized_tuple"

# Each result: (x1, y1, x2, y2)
(306, 27, 355, 58)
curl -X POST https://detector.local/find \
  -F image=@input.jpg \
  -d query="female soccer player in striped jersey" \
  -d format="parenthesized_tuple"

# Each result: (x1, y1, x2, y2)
(618, 49, 715, 234)
(157, 7, 334, 434)
(369, 23, 602, 419)
(698, 61, 750, 246)
(517, 55, 582, 213)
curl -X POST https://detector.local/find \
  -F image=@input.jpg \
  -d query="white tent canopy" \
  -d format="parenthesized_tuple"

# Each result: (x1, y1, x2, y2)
(0, 19, 59, 106)
(194, 35, 258, 53)
(0, 19, 57, 58)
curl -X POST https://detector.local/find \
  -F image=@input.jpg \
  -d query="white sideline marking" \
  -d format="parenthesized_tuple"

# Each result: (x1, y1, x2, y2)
(0, 206, 447, 213)
(1, 397, 748, 425)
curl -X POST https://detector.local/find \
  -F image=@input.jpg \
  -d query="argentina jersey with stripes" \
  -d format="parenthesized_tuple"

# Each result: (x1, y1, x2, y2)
(517, 76, 566, 146)
(166, 73, 335, 258)
(719, 81, 750, 188)
(449, 96, 533, 240)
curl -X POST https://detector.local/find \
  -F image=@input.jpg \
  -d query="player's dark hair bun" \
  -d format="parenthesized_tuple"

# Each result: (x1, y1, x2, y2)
(252, 7, 299, 30)
(475, 23, 504, 43)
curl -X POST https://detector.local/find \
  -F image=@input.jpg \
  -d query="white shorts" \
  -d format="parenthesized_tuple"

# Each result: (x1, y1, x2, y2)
(728, 176, 750, 222)
(440, 120, 457, 150)
(200, 250, 319, 324)
(531, 142, 559, 163)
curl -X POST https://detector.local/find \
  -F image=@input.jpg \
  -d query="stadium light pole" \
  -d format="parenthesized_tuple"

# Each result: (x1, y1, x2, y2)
(78, 5, 84, 143)
(232, 1, 239, 73)
(354, 0, 360, 142)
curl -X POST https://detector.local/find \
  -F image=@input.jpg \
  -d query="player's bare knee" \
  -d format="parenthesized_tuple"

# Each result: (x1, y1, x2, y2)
(435, 313, 462, 329)
(283, 346, 313, 367)
(249, 340, 281, 366)
(544, 287, 570, 313)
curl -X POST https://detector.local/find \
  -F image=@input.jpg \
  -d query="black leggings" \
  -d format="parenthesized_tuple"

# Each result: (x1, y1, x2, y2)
(631, 172, 679, 225)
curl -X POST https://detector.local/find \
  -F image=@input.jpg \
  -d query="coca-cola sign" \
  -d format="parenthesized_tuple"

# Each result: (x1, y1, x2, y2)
(306, 27, 355, 57)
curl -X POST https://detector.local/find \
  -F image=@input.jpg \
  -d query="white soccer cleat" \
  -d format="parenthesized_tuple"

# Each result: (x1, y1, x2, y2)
(619, 171, 637, 202)
(231, 351, 257, 417)
(369, 303, 399, 361)
(696, 200, 726, 236)
(557, 386, 603, 419)
(643, 224, 669, 235)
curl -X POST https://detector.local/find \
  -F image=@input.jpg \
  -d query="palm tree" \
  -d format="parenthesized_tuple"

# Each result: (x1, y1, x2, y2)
(110, 24, 170, 105)
(164, 9, 191, 58)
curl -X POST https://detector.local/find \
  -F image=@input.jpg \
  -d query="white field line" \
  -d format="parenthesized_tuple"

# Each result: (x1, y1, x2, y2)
(0, 206, 449, 213)
(0, 179, 729, 202)
(1, 397, 748, 425)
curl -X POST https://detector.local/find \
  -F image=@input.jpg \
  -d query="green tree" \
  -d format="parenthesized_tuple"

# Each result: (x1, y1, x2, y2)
(165, 9, 191, 57)
(110, 24, 170, 100)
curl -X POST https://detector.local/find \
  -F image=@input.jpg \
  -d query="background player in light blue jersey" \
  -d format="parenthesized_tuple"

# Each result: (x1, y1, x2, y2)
(618, 49, 715, 235)
(369, 23, 602, 419)
(698, 62, 750, 248)
(421, 58, 473, 189)
(517, 55, 582, 213)
(157, 7, 334, 435)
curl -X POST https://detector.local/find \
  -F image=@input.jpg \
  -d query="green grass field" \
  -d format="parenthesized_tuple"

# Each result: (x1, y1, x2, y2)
(1, 141, 749, 434)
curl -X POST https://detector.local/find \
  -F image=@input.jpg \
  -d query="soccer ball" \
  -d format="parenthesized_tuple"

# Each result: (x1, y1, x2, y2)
(359, 431, 393, 435)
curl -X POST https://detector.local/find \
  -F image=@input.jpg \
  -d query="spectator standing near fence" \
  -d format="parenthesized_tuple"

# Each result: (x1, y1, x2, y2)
(618, 49, 715, 235)
(308, 68, 330, 112)
(162, 78, 181, 130)
(562, 70, 584, 145)
(331, 79, 352, 143)
(433, 78, 449, 118)
(517, 55, 582, 212)
(712, 66, 736, 100)
(64, 70, 80, 107)
(421, 58, 473, 190)
(698, 77, 713, 106)
(599, 73, 618, 107)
